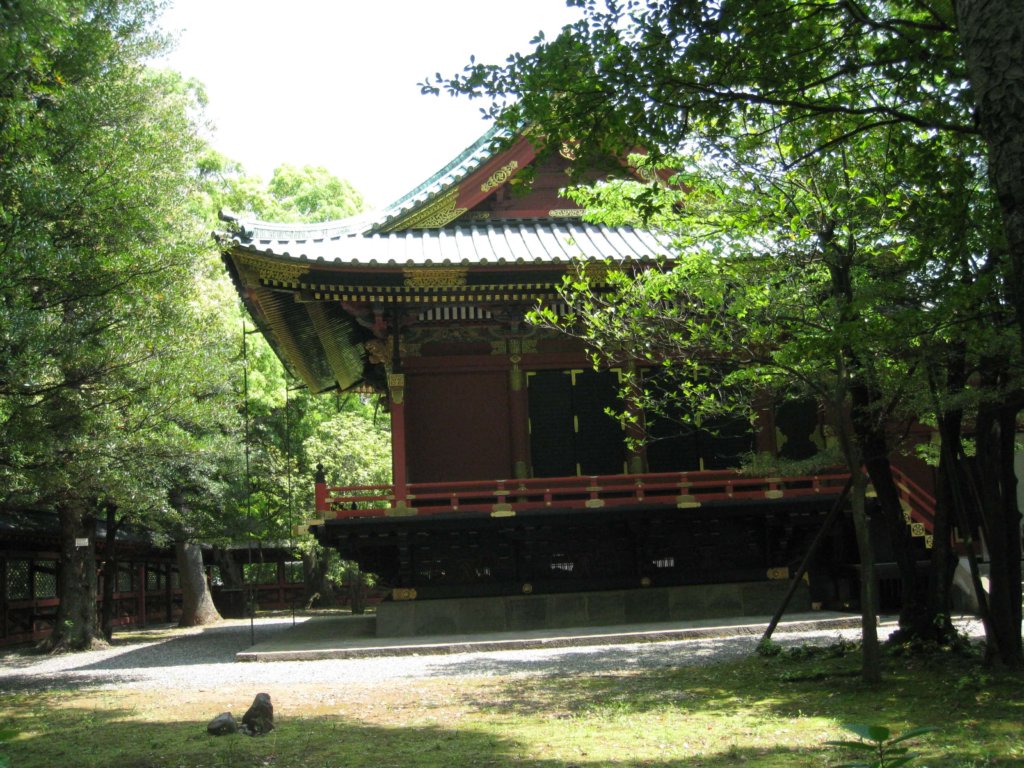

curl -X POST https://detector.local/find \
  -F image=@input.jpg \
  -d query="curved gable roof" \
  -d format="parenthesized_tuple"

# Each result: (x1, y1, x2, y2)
(217, 125, 673, 394)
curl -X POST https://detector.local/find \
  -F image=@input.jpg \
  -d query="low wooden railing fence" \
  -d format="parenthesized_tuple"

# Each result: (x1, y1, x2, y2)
(315, 467, 936, 524)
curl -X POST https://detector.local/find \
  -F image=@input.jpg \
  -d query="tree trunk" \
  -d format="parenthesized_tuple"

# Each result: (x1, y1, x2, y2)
(99, 504, 120, 641)
(99, 552, 116, 641)
(850, 469, 882, 683)
(301, 544, 334, 608)
(863, 453, 929, 633)
(991, 404, 1023, 663)
(928, 411, 961, 641)
(212, 546, 244, 589)
(348, 563, 366, 614)
(972, 400, 1023, 667)
(956, 0, 1024, 351)
(956, 7, 1024, 664)
(850, 384, 925, 636)
(40, 502, 105, 652)
(176, 540, 222, 627)
(833, 380, 882, 682)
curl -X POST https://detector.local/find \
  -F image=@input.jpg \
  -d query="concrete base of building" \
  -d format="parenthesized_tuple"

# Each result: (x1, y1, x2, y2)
(376, 580, 808, 638)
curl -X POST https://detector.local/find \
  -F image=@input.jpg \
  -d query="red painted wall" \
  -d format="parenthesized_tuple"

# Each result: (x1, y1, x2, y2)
(405, 370, 512, 483)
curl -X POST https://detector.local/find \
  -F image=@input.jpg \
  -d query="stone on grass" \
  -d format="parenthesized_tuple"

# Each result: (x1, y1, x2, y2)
(207, 712, 238, 736)
(241, 692, 274, 736)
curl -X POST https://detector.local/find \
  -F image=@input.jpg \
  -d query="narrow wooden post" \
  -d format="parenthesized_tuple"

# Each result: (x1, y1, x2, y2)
(760, 475, 853, 645)
(388, 372, 411, 511)
(164, 563, 173, 623)
(314, 464, 329, 516)
(507, 341, 531, 479)
(136, 563, 147, 627)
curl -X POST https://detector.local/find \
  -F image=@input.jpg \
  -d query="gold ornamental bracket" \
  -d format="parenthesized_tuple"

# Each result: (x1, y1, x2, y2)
(383, 188, 468, 231)
(387, 372, 406, 404)
(480, 160, 520, 194)
(581, 261, 613, 284)
(403, 267, 468, 289)
(366, 335, 410, 372)
(234, 252, 311, 288)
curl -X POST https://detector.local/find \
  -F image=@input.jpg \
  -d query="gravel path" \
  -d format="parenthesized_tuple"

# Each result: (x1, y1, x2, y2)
(0, 616, 985, 694)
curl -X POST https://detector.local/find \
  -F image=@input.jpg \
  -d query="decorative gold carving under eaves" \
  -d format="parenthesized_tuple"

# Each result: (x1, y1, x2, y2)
(633, 164, 658, 182)
(387, 188, 467, 230)
(492, 337, 538, 357)
(365, 339, 388, 366)
(387, 372, 406, 405)
(548, 209, 583, 218)
(236, 253, 309, 287)
(480, 160, 519, 194)
(403, 325, 513, 351)
(365, 336, 410, 371)
(582, 261, 611, 283)
(403, 268, 468, 289)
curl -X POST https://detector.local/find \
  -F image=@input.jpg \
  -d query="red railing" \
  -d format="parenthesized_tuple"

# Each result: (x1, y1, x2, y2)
(314, 469, 853, 520)
(313, 466, 939, 536)
(889, 466, 937, 532)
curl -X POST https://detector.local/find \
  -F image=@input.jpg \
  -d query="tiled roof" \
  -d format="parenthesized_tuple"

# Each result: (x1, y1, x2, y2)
(224, 220, 673, 267)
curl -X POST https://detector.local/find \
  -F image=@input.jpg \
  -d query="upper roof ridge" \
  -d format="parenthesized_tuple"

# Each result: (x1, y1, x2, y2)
(367, 123, 510, 232)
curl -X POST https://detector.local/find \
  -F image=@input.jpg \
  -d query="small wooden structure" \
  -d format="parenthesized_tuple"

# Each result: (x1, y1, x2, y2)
(1, 510, 182, 646)
(220, 127, 937, 605)
(0, 513, 316, 646)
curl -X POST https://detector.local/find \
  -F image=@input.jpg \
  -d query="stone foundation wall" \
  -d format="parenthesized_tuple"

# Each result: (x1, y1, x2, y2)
(376, 580, 809, 637)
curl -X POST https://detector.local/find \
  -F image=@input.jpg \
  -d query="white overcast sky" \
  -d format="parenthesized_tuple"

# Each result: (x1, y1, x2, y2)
(156, 0, 581, 208)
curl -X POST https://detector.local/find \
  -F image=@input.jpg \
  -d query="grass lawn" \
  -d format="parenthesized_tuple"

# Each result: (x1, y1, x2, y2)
(1, 639, 1021, 768)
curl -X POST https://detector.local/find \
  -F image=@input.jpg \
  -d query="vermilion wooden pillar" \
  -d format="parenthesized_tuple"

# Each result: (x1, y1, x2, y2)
(136, 563, 146, 627)
(388, 372, 412, 512)
(507, 344, 530, 478)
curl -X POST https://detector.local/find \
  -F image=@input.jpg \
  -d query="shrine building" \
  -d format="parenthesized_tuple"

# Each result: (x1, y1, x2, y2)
(219, 126, 936, 629)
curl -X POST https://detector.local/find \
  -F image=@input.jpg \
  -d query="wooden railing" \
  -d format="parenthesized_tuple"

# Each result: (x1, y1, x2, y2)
(312, 465, 939, 536)
(314, 469, 854, 520)
(889, 466, 937, 538)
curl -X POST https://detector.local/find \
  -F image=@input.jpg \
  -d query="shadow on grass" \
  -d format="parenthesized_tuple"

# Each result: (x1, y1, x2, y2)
(3, 646, 1023, 767)
(463, 646, 1024, 767)
(0, 699, 837, 768)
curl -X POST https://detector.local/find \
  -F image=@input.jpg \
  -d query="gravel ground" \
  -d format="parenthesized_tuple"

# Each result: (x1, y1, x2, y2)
(0, 616, 985, 694)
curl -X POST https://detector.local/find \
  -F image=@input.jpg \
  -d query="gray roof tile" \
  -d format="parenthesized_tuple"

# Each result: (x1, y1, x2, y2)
(228, 220, 673, 267)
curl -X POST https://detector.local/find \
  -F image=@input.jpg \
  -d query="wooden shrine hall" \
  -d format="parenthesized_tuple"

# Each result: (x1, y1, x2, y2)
(219, 126, 937, 626)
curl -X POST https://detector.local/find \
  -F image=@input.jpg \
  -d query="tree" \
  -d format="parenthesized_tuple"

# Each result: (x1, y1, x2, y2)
(199, 155, 388, 608)
(205, 156, 373, 540)
(431, 0, 1023, 669)
(955, 1, 1024, 350)
(198, 152, 366, 223)
(0, 0, 234, 649)
(534, 111, 975, 679)
(299, 396, 392, 609)
(428, 0, 1020, 357)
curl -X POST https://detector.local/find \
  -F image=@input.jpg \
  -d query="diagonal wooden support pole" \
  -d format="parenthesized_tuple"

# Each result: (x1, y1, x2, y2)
(760, 474, 854, 646)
